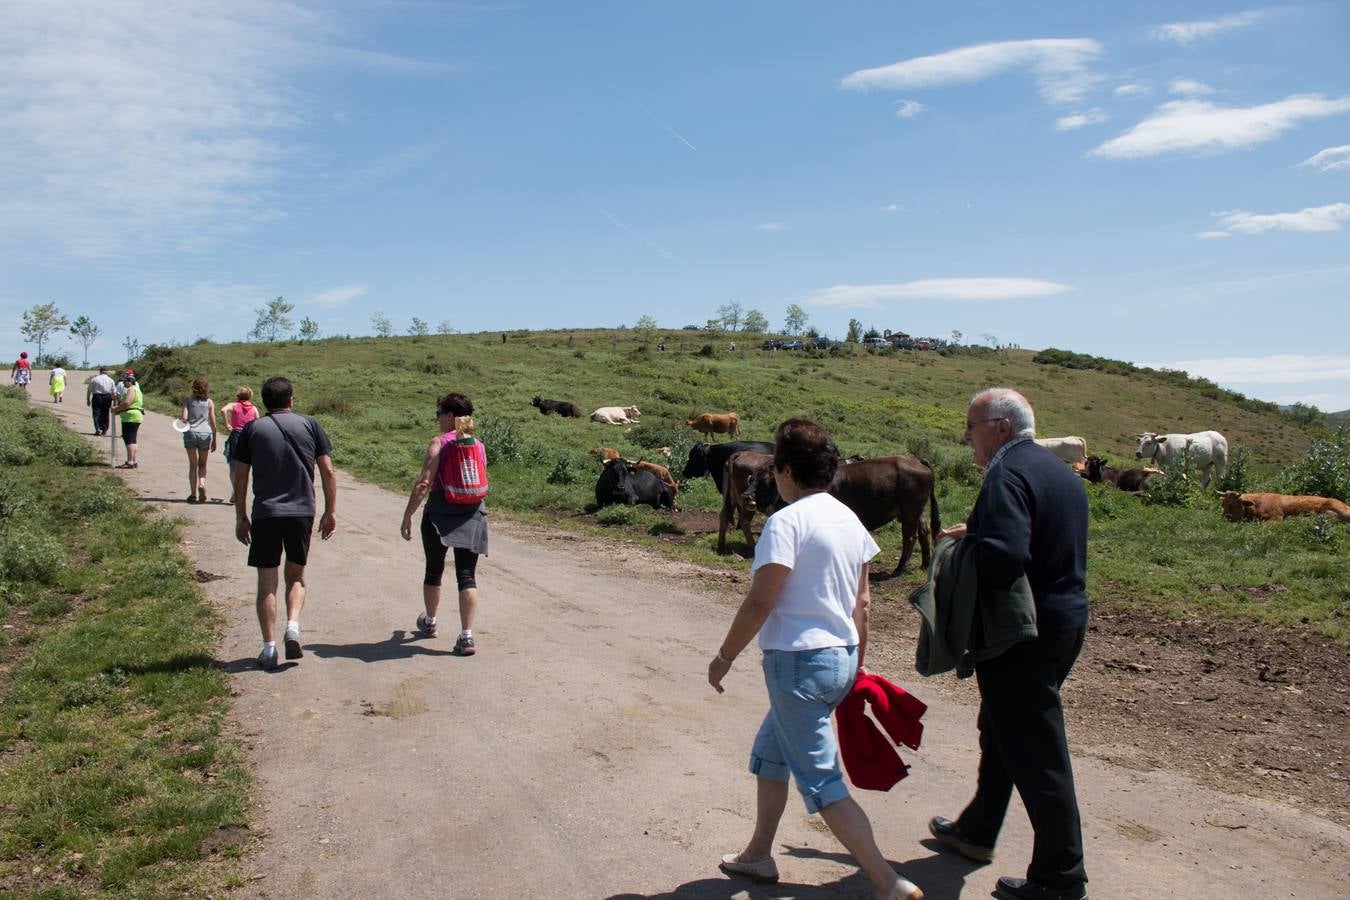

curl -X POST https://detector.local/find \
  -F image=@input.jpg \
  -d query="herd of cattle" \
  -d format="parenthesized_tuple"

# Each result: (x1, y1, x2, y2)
(528, 395, 1347, 561)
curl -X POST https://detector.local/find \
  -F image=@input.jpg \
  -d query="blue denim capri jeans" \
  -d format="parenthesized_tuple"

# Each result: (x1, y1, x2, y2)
(749, 645, 858, 813)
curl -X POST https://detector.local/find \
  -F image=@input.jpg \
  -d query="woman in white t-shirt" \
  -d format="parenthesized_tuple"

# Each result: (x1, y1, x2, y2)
(708, 419, 923, 900)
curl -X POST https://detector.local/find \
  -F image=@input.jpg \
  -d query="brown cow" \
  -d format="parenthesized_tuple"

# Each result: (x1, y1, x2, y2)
(589, 446, 621, 462)
(687, 412, 741, 440)
(1220, 491, 1350, 523)
(746, 455, 940, 574)
(631, 459, 679, 501)
(717, 451, 777, 553)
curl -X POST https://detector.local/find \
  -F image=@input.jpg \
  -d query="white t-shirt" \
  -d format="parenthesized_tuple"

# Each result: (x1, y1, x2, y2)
(751, 491, 880, 651)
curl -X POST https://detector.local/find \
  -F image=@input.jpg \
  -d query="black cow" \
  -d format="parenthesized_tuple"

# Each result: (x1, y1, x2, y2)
(594, 458, 673, 511)
(1082, 455, 1158, 494)
(682, 441, 775, 495)
(717, 451, 780, 553)
(532, 396, 582, 417)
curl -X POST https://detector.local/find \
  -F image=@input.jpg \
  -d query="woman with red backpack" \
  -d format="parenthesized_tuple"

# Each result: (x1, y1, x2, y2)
(399, 391, 489, 656)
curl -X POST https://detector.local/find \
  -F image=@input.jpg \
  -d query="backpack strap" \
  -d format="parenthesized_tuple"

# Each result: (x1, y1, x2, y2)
(269, 415, 314, 489)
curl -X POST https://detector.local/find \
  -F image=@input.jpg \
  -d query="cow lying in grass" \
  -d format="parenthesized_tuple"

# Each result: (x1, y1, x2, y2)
(1220, 491, 1350, 523)
(1082, 456, 1162, 494)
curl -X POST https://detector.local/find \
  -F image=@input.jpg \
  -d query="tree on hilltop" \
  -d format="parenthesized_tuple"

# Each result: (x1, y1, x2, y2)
(742, 308, 769, 334)
(716, 301, 743, 332)
(20, 302, 69, 363)
(249, 296, 294, 342)
(783, 303, 808, 336)
(70, 315, 101, 367)
(846, 318, 862, 343)
(371, 311, 394, 337)
(298, 317, 321, 342)
(408, 317, 429, 336)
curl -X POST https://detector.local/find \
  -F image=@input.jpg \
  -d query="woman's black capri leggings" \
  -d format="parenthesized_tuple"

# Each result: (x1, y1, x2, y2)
(421, 513, 478, 590)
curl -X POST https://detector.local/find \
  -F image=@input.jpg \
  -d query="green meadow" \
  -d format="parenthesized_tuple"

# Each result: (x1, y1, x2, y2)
(126, 329, 1347, 640)
(0, 389, 249, 895)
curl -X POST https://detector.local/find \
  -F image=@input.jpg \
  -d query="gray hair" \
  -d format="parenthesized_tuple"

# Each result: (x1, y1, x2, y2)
(972, 388, 1035, 438)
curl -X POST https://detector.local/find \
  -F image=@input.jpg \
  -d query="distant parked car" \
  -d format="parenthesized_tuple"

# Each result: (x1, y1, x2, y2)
(916, 339, 933, 350)
(761, 339, 783, 350)
(863, 337, 889, 349)
(781, 340, 805, 350)
(812, 337, 832, 349)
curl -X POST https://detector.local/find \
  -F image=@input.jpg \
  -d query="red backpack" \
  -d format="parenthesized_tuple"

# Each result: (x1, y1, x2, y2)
(439, 432, 489, 504)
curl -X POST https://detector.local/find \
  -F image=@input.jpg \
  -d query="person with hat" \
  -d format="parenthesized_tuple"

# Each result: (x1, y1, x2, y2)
(10, 351, 31, 390)
(112, 371, 144, 468)
(87, 366, 116, 435)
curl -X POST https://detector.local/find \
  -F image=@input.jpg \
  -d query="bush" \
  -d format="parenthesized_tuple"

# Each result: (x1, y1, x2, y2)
(0, 526, 68, 582)
(698, 344, 715, 357)
(1281, 429, 1350, 500)
(596, 504, 638, 525)
(1143, 448, 1198, 507)
(545, 453, 585, 485)
(1216, 446, 1252, 493)
(307, 395, 354, 417)
(478, 416, 522, 464)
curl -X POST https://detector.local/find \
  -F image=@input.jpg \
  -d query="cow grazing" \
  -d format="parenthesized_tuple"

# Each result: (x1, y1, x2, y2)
(1137, 430, 1229, 490)
(1082, 455, 1160, 493)
(686, 412, 741, 440)
(682, 441, 775, 495)
(590, 405, 641, 425)
(1220, 491, 1350, 524)
(631, 459, 679, 501)
(751, 456, 940, 574)
(1034, 436, 1088, 466)
(589, 446, 621, 462)
(717, 451, 779, 553)
(594, 458, 672, 510)
(532, 396, 582, 417)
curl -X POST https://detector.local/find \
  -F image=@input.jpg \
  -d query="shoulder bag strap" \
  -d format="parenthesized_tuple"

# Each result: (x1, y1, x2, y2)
(269, 415, 315, 488)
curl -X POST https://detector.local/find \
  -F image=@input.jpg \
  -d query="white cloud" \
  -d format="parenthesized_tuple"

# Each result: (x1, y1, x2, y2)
(806, 278, 1073, 309)
(1114, 83, 1148, 98)
(1151, 12, 1263, 45)
(757, 222, 787, 232)
(0, 1, 440, 260)
(881, 203, 901, 213)
(1216, 203, 1350, 234)
(1300, 145, 1350, 173)
(1169, 78, 1215, 96)
(312, 284, 370, 307)
(1140, 355, 1350, 386)
(1091, 94, 1350, 159)
(893, 99, 925, 118)
(1055, 109, 1107, 131)
(841, 38, 1103, 105)
(1196, 230, 1232, 239)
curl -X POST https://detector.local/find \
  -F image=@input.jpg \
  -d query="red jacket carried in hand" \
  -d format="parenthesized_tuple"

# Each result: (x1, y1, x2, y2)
(835, 672, 926, 792)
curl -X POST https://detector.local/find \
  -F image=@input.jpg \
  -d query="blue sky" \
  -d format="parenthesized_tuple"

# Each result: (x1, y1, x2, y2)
(3, 1, 1349, 410)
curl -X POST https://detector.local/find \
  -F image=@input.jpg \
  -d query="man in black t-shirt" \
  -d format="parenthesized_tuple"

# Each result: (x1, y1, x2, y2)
(928, 388, 1090, 900)
(232, 376, 338, 669)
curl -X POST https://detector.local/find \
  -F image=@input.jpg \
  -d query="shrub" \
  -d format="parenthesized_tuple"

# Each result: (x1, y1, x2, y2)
(1216, 446, 1252, 493)
(596, 505, 638, 525)
(0, 526, 68, 582)
(698, 344, 715, 357)
(1280, 429, 1350, 500)
(1142, 451, 1199, 507)
(307, 395, 355, 417)
(478, 416, 522, 464)
(546, 453, 585, 485)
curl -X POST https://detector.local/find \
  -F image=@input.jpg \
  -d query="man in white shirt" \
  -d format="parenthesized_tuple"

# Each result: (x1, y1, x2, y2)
(87, 367, 116, 436)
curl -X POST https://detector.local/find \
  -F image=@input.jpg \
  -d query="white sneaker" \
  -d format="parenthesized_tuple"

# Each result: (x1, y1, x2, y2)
(257, 646, 278, 669)
(284, 624, 303, 660)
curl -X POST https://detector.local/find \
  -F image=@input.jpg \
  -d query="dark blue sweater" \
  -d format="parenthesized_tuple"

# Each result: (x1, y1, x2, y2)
(967, 440, 1089, 632)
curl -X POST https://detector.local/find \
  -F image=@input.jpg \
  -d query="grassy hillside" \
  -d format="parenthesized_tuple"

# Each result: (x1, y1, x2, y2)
(121, 329, 1347, 639)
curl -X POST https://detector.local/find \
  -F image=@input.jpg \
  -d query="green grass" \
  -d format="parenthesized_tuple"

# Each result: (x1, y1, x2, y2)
(122, 330, 1349, 639)
(0, 387, 249, 896)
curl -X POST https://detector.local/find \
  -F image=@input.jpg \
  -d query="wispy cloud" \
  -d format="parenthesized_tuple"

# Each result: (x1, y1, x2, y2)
(1055, 109, 1107, 131)
(893, 99, 925, 118)
(0, 1, 441, 260)
(1197, 230, 1233, 239)
(1091, 94, 1350, 159)
(1300, 145, 1350, 173)
(841, 38, 1103, 105)
(1215, 203, 1350, 235)
(806, 278, 1073, 309)
(1169, 78, 1215, 96)
(591, 202, 674, 260)
(1151, 12, 1264, 45)
(312, 284, 371, 307)
(1114, 83, 1148, 98)
(881, 203, 901, 213)
(639, 105, 697, 151)
(757, 222, 787, 232)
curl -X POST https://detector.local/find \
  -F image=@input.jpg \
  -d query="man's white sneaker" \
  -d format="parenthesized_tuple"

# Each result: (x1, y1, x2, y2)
(284, 624, 303, 660)
(257, 646, 278, 669)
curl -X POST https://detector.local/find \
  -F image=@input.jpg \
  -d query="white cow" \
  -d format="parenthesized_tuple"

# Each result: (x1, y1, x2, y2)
(590, 405, 641, 425)
(1136, 430, 1229, 490)
(1034, 436, 1088, 466)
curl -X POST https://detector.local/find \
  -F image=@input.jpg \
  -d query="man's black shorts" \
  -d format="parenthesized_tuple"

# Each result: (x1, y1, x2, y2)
(247, 516, 314, 568)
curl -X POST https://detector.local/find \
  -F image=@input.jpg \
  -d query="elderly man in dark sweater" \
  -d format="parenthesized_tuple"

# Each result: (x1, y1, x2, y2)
(929, 388, 1090, 900)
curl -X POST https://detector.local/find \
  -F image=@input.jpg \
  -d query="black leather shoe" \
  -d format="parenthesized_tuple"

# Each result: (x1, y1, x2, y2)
(994, 875, 1087, 900)
(928, 816, 994, 863)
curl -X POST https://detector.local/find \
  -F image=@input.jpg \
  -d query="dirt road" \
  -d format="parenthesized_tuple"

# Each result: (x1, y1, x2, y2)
(38, 381, 1350, 898)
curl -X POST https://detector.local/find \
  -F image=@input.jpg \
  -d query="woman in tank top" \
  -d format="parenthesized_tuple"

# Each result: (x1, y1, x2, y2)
(219, 386, 258, 503)
(179, 377, 217, 503)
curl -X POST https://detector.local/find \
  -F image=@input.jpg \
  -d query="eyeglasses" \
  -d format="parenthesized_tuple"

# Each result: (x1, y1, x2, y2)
(964, 416, 1008, 431)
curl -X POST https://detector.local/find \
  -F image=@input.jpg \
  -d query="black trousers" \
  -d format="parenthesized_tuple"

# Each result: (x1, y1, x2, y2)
(957, 626, 1088, 889)
(91, 394, 112, 433)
